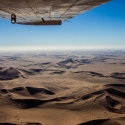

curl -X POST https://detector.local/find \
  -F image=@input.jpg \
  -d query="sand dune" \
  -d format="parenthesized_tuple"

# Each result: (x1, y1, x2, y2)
(29, 69, 43, 73)
(74, 71, 105, 77)
(0, 67, 21, 80)
(51, 71, 65, 75)
(1, 83, 125, 113)
(0, 51, 125, 125)
(57, 58, 79, 69)
(26, 87, 55, 95)
(42, 62, 51, 65)
(110, 72, 125, 79)
(78, 118, 124, 125)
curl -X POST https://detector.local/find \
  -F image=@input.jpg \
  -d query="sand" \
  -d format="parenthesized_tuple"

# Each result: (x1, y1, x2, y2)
(0, 50, 125, 125)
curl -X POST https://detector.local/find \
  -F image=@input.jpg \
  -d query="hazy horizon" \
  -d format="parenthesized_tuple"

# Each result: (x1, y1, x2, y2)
(0, 45, 125, 52)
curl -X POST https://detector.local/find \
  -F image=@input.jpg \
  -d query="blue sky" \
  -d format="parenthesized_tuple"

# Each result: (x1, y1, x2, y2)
(0, 0, 125, 50)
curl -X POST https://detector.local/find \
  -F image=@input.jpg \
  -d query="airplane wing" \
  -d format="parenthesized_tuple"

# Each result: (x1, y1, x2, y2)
(0, 0, 110, 25)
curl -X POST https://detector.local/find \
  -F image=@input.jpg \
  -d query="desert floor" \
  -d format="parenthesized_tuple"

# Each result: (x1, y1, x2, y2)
(0, 50, 125, 125)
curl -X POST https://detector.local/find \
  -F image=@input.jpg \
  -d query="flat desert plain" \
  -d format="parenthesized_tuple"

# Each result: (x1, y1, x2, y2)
(0, 50, 125, 125)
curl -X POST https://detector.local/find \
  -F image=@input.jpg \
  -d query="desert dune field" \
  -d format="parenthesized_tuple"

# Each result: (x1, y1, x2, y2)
(0, 50, 125, 125)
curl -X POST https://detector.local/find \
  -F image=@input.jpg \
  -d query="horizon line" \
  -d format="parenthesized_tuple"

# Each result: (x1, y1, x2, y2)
(0, 46, 125, 51)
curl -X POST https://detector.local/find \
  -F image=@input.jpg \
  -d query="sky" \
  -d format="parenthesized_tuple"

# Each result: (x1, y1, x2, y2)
(0, 0, 125, 51)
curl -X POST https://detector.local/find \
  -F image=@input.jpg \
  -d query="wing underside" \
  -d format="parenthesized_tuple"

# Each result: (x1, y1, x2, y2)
(0, 0, 110, 25)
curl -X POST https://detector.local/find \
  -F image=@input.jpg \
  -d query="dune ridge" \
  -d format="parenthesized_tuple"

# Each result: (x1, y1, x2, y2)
(78, 118, 123, 125)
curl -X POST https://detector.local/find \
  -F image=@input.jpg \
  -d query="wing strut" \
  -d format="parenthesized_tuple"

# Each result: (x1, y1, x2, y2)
(42, 18, 45, 23)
